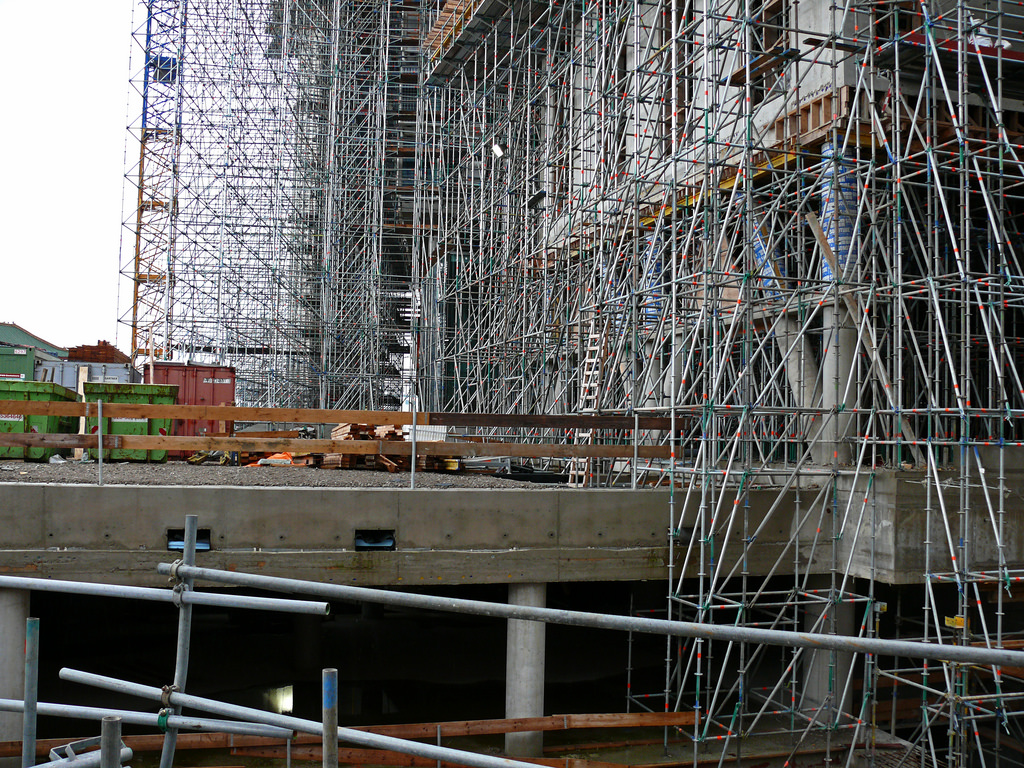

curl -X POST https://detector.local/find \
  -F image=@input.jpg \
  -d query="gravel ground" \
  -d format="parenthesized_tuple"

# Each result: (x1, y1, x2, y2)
(0, 459, 548, 488)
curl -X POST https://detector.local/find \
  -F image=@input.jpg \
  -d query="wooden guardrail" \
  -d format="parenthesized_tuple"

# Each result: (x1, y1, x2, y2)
(1, 711, 697, 759)
(0, 402, 674, 460)
(0, 433, 671, 460)
(0, 401, 673, 429)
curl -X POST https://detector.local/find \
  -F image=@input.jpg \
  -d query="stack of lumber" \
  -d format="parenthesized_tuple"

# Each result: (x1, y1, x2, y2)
(322, 452, 362, 469)
(374, 425, 403, 440)
(320, 453, 349, 470)
(324, 423, 406, 470)
(330, 423, 375, 440)
(329, 423, 405, 441)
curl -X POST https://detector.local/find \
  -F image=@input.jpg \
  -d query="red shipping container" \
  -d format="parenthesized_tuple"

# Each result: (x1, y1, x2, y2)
(143, 362, 236, 456)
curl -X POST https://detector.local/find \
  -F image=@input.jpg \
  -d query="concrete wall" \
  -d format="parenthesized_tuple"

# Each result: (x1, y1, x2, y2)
(822, 468, 1024, 583)
(0, 486, 671, 587)
(0, 482, 812, 587)
(7, 470, 1015, 588)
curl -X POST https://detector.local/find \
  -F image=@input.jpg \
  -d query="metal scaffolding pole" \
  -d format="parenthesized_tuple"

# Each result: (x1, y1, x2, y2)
(115, 0, 1024, 764)
(157, 561, 1024, 667)
(414, 0, 1024, 764)
(60, 669, 551, 768)
(120, 0, 419, 408)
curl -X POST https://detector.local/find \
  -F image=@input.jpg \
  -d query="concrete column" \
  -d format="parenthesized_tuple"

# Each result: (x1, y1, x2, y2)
(775, 315, 824, 463)
(505, 583, 546, 757)
(0, 590, 30, 742)
(818, 306, 858, 465)
(662, 330, 687, 406)
(641, 340, 663, 410)
(801, 580, 854, 725)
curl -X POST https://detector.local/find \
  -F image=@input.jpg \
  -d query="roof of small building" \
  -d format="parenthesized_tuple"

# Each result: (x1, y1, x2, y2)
(0, 323, 68, 358)
(66, 340, 132, 365)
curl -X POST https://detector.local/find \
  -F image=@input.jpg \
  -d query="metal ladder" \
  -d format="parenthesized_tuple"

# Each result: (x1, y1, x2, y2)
(568, 317, 604, 486)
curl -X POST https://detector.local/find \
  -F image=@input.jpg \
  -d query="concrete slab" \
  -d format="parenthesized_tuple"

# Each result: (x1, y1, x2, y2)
(833, 468, 1024, 582)
(9, 471, 1016, 588)
(0, 485, 673, 586)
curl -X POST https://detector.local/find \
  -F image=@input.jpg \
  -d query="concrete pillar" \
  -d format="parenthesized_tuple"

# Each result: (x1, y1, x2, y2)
(662, 330, 687, 406)
(505, 583, 546, 757)
(641, 340, 662, 410)
(775, 315, 825, 463)
(801, 580, 854, 725)
(818, 306, 858, 465)
(0, 590, 30, 742)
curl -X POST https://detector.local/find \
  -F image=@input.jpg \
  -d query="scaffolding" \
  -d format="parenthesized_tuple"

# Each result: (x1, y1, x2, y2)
(117, 0, 1024, 763)
(417, 0, 1024, 765)
(121, 0, 417, 408)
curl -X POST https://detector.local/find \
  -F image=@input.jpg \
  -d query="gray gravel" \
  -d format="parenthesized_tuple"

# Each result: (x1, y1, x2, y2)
(0, 459, 549, 488)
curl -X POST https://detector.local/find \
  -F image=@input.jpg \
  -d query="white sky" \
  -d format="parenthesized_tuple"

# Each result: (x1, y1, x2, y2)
(0, 0, 136, 353)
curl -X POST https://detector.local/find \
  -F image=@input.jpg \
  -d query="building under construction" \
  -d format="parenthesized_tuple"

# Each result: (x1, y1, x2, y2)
(119, 0, 1024, 766)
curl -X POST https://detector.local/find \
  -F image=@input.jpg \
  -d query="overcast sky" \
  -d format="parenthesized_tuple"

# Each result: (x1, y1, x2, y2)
(0, 0, 135, 352)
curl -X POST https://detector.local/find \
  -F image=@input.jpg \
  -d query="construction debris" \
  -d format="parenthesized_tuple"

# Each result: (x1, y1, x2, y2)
(186, 450, 234, 466)
(256, 452, 293, 467)
(219, 424, 461, 474)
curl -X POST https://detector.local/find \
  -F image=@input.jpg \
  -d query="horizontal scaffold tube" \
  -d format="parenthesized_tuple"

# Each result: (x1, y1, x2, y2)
(0, 575, 328, 616)
(32, 746, 132, 768)
(159, 563, 1024, 668)
(0, 699, 293, 739)
(59, 669, 544, 768)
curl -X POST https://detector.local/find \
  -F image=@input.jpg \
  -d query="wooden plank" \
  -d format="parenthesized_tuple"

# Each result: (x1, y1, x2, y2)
(232, 747, 433, 766)
(426, 413, 674, 430)
(0, 401, 85, 417)
(0, 401, 673, 431)
(357, 712, 695, 740)
(0, 712, 695, 758)
(233, 746, 625, 768)
(0, 434, 106, 448)
(544, 738, 686, 755)
(0, 434, 672, 460)
(119, 734, 254, 751)
(0, 401, 426, 425)
(388, 442, 671, 460)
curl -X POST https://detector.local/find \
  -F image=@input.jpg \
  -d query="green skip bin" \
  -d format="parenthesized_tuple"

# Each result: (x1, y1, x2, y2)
(83, 382, 178, 462)
(0, 381, 81, 462)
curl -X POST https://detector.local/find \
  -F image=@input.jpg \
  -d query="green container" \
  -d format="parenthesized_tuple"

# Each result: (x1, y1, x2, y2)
(83, 382, 178, 462)
(0, 346, 35, 384)
(0, 381, 80, 461)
